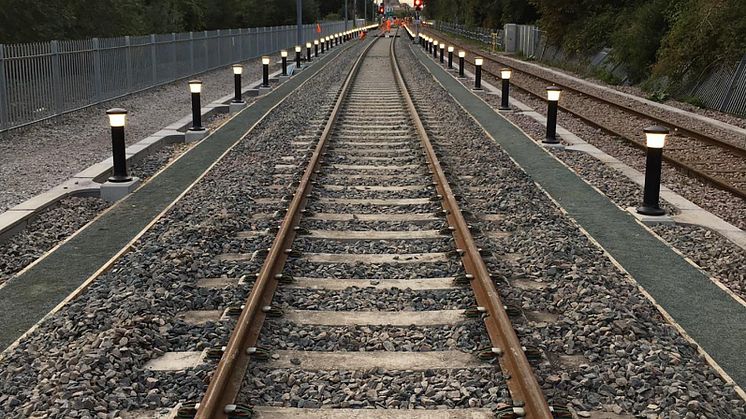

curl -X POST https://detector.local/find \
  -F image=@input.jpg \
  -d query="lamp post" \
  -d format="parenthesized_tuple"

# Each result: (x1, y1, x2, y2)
(280, 50, 288, 76)
(439, 44, 445, 64)
(314, 39, 319, 57)
(447, 46, 454, 69)
(106, 108, 131, 183)
(306, 42, 312, 62)
(458, 51, 466, 78)
(543, 86, 562, 144)
(637, 126, 670, 216)
(188, 80, 204, 131)
(474, 57, 483, 90)
(232, 64, 243, 103)
(261, 56, 270, 88)
(295, 45, 302, 69)
(499, 68, 512, 110)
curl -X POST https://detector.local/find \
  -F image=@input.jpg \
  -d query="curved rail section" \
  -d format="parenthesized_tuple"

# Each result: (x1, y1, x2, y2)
(194, 31, 382, 419)
(390, 34, 553, 418)
(415, 27, 746, 201)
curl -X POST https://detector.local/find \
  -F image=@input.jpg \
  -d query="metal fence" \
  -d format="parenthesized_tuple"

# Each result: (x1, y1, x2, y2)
(0, 21, 351, 132)
(432, 21, 502, 50)
(685, 55, 746, 116)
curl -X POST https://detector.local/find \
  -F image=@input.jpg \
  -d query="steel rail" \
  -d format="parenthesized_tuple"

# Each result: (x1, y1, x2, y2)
(194, 33, 382, 419)
(416, 27, 746, 201)
(390, 30, 553, 418)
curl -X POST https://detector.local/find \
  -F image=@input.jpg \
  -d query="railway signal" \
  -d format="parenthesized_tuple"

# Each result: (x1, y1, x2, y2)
(414, 0, 423, 11)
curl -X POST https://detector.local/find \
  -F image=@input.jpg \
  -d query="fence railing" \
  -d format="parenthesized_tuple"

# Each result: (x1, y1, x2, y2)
(0, 21, 353, 132)
(685, 55, 746, 116)
(432, 21, 502, 51)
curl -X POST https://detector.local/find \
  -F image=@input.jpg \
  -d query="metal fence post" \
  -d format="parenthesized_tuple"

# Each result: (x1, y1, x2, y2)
(92, 38, 103, 101)
(719, 55, 746, 112)
(216, 29, 222, 66)
(0, 44, 8, 130)
(150, 34, 157, 85)
(189, 32, 195, 73)
(125, 36, 133, 91)
(171, 33, 177, 81)
(50, 40, 64, 114)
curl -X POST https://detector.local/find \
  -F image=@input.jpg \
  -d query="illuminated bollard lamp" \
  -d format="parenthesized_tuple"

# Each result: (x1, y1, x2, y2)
(458, 51, 466, 78)
(447, 46, 454, 69)
(306, 42, 312, 62)
(314, 39, 319, 57)
(261, 56, 270, 88)
(325, 36, 330, 50)
(439, 43, 445, 64)
(185, 80, 209, 142)
(280, 50, 288, 76)
(433, 41, 439, 59)
(321, 38, 326, 53)
(230, 65, 246, 113)
(543, 86, 562, 144)
(636, 126, 670, 216)
(473, 57, 483, 90)
(295, 45, 302, 70)
(499, 68, 512, 110)
(100, 108, 140, 201)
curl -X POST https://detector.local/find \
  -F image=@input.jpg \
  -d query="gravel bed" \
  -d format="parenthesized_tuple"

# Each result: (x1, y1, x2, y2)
(293, 237, 455, 254)
(650, 224, 746, 301)
(0, 55, 275, 213)
(238, 367, 510, 409)
(299, 219, 446, 232)
(314, 187, 434, 199)
(400, 36, 746, 417)
(258, 321, 491, 352)
(0, 141, 192, 286)
(0, 41, 366, 418)
(306, 202, 441, 215)
(274, 287, 475, 312)
(285, 258, 463, 280)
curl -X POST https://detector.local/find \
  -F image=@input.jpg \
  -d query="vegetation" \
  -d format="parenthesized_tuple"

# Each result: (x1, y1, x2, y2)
(422, 0, 746, 89)
(0, 0, 368, 43)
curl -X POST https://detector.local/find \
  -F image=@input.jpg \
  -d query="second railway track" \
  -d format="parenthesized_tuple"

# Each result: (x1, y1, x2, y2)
(417, 27, 746, 201)
(187, 31, 562, 419)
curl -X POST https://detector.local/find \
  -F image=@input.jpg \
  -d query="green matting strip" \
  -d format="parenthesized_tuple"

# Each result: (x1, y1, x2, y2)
(0, 42, 357, 351)
(410, 42, 746, 389)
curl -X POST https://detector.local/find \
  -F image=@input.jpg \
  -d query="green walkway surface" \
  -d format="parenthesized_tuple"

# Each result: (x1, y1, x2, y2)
(411, 43, 746, 389)
(0, 42, 354, 352)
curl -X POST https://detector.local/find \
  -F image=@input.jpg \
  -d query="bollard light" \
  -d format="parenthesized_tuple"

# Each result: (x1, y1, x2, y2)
(439, 44, 445, 64)
(261, 56, 270, 87)
(499, 68, 512, 110)
(106, 108, 132, 183)
(325, 36, 330, 50)
(306, 42, 312, 62)
(448, 46, 454, 69)
(474, 57, 484, 90)
(543, 86, 562, 144)
(458, 51, 466, 78)
(232, 64, 243, 103)
(314, 39, 319, 57)
(295, 45, 302, 69)
(433, 41, 439, 58)
(637, 126, 670, 216)
(188, 80, 204, 131)
(280, 50, 288, 76)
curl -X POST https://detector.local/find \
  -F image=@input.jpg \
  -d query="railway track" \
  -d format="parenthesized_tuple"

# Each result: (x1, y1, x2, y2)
(183, 31, 563, 419)
(416, 27, 746, 201)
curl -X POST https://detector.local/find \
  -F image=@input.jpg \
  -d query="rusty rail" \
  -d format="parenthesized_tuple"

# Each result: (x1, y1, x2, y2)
(194, 31, 381, 419)
(390, 30, 553, 418)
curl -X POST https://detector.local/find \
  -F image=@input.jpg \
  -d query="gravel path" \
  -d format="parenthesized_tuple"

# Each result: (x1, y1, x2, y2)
(0, 42, 364, 418)
(399, 36, 746, 418)
(0, 56, 274, 213)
